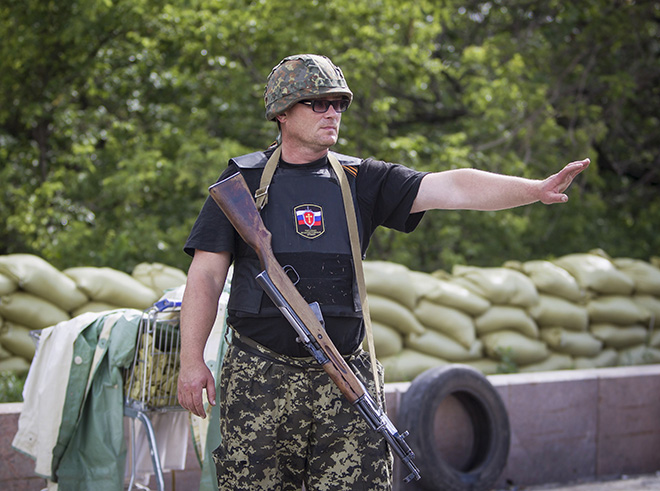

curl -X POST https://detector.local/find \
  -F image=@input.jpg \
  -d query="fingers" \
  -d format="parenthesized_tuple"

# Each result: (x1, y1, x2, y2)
(540, 158, 589, 205)
(177, 369, 215, 418)
(554, 158, 590, 192)
(557, 159, 589, 181)
(564, 158, 590, 178)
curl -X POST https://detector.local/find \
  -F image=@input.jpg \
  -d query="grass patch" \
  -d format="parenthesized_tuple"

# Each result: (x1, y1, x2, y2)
(0, 372, 27, 403)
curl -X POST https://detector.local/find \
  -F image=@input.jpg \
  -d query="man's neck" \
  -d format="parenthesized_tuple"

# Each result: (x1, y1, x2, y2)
(280, 142, 330, 164)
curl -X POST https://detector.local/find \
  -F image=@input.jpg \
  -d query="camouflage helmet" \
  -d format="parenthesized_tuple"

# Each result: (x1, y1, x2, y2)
(264, 54, 353, 120)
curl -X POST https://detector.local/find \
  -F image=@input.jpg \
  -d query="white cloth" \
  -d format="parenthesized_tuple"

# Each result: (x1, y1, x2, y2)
(12, 311, 108, 477)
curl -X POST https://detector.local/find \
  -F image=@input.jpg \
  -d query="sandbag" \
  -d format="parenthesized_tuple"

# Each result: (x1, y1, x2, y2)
(0, 322, 35, 360)
(0, 273, 17, 296)
(590, 323, 648, 349)
(587, 296, 650, 325)
(0, 254, 88, 312)
(617, 345, 660, 366)
(475, 306, 539, 338)
(553, 253, 634, 295)
(540, 327, 603, 357)
(405, 331, 483, 362)
(72, 302, 124, 317)
(368, 294, 425, 335)
(633, 295, 660, 322)
(132, 262, 187, 295)
(414, 300, 476, 348)
(574, 349, 618, 369)
(612, 258, 660, 295)
(520, 260, 584, 302)
(528, 294, 589, 331)
(462, 358, 502, 376)
(0, 356, 31, 374)
(650, 330, 660, 349)
(414, 272, 491, 316)
(64, 267, 159, 310)
(452, 265, 539, 307)
(363, 321, 403, 358)
(409, 271, 440, 299)
(364, 261, 418, 310)
(481, 330, 549, 365)
(0, 342, 13, 360)
(379, 349, 448, 383)
(0, 291, 70, 329)
(519, 353, 574, 373)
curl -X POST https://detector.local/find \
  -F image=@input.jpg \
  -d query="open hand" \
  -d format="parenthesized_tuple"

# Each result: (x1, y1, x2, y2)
(540, 158, 590, 204)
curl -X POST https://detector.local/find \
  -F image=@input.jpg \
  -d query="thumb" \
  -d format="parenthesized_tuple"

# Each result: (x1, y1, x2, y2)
(206, 376, 217, 406)
(542, 192, 568, 205)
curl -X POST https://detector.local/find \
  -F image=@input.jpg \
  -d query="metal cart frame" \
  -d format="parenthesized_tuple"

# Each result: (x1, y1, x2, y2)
(124, 299, 184, 491)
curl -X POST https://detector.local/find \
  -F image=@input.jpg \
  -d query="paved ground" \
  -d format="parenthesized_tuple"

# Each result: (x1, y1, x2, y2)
(521, 473, 660, 491)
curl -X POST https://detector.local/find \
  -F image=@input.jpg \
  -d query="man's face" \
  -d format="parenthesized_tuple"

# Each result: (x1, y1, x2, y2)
(277, 98, 345, 154)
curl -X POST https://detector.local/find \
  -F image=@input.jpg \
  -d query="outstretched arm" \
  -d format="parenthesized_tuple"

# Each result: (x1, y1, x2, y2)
(411, 158, 590, 213)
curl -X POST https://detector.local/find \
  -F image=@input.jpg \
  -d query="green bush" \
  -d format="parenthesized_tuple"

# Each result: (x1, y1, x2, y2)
(0, 371, 27, 403)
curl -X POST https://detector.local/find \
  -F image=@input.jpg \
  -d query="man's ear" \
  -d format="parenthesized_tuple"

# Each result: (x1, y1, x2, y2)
(276, 112, 287, 124)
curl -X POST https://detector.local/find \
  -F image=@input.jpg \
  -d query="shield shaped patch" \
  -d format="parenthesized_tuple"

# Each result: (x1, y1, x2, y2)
(294, 204, 324, 239)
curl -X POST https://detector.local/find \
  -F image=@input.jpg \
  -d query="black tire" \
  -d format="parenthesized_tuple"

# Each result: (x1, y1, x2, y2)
(398, 364, 510, 491)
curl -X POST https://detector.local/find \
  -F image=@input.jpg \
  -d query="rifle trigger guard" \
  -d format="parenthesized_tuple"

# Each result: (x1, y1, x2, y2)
(283, 265, 300, 286)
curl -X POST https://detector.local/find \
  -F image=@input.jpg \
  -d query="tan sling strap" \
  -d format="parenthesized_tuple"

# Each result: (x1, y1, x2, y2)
(327, 152, 382, 403)
(254, 146, 382, 404)
(255, 145, 281, 211)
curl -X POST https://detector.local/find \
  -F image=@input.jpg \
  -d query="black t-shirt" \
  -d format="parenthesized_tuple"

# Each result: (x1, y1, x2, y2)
(184, 152, 427, 356)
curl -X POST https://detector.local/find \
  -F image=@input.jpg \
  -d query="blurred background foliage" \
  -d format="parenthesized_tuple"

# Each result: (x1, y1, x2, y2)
(1, 0, 658, 274)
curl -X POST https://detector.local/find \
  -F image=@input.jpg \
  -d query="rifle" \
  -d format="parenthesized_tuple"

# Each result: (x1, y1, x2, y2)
(209, 171, 421, 483)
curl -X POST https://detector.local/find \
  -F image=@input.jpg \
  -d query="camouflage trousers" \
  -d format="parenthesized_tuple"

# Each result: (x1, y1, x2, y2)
(213, 332, 393, 491)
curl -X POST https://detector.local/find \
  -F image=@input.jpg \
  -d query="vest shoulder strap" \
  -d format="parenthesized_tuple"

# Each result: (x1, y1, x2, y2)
(230, 150, 362, 170)
(329, 151, 362, 167)
(230, 151, 269, 169)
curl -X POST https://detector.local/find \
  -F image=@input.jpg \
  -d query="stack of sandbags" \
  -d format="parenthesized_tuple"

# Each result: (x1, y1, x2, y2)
(66, 267, 160, 314)
(449, 265, 571, 373)
(517, 259, 611, 370)
(410, 271, 493, 372)
(365, 261, 496, 382)
(365, 253, 660, 382)
(363, 261, 445, 382)
(0, 254, 84, 373)
(611, 256, 660, 365)
(0, 254, 188, 375)
(131, 262, 188, 296)
(554, 251, 660, 367)
(68, 263, 188, 316)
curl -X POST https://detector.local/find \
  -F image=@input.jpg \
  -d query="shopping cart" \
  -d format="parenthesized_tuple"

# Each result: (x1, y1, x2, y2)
(124, 299, 185, 491)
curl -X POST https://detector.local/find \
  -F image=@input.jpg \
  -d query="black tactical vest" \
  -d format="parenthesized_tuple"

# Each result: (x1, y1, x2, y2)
(227, 151, 363, 319)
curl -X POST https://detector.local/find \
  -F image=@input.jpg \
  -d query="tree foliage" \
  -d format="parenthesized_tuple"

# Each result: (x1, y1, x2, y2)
(1, 0, 658, 274)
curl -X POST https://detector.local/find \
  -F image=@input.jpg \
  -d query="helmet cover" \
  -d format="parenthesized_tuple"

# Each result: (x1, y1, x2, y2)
(264, 54, 353, 120)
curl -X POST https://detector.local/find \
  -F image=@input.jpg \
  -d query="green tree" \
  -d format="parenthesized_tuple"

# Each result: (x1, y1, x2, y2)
(1, 0, 658, 274)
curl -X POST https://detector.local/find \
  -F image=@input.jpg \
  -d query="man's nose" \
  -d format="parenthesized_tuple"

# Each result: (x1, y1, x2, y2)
(324, 105, 340, 117)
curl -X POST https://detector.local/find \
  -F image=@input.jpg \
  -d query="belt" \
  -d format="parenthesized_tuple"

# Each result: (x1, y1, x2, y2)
(230, 330, 361, 370)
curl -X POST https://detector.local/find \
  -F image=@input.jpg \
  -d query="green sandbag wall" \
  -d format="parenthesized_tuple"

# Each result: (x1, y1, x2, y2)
(365, 250, 660, 382)
(1, 251, 659, 382)
(0, 254, 187, 374)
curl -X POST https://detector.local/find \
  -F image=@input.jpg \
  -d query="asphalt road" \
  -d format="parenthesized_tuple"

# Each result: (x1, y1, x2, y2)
(520, 473, 660, 491)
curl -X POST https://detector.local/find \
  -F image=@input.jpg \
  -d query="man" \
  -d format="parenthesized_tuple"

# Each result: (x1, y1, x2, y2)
(178, 54, 589, 490)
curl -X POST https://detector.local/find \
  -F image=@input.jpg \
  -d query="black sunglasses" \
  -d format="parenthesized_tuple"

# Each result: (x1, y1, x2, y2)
(299, 99, 350, 113)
